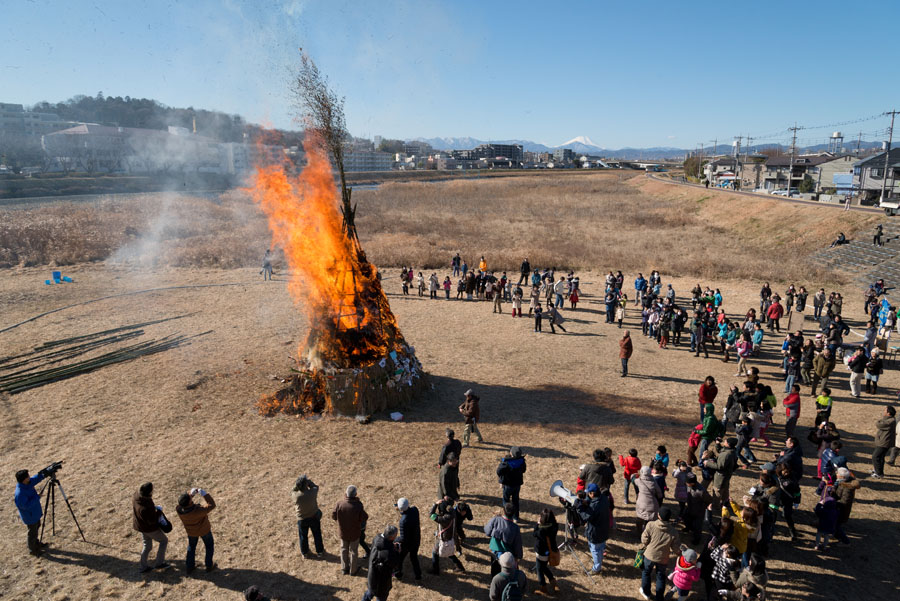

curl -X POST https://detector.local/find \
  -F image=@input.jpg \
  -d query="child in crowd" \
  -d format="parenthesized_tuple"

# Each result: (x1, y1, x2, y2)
(534, 303, 543, 332)
(512, 285, 523, 317)
(687, 426, 702, 466)
(652, 460, 668, 496)
(814, 486, 838, 552)
(442, 276, 451, 299)
(529, 285, 540, 316)
(417, 272, 425, 296)
(669, 547, 701, 601)
(618, 448, 642, 504)
(616, 301, 625, 328)
(569, 288, 579, 310)
(815, 388, 833, 424)
(672, 460, 690, 516)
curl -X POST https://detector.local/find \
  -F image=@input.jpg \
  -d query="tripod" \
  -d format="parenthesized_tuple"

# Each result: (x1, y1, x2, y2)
(39, 475, 86, 543)
(559, 507, 594, 582)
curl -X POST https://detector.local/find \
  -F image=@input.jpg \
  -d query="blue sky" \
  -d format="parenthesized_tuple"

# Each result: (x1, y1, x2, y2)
(2, 0, 898, 148)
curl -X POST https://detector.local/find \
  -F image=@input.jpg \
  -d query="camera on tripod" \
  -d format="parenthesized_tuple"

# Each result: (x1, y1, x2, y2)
(41, 461, 63, 477)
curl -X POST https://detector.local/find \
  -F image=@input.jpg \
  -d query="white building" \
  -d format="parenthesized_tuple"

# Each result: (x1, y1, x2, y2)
(344, 150, 394, 171)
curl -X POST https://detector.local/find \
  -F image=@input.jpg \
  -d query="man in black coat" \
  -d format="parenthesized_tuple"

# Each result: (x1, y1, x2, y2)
(438, 429, 462, 467)
(579, 449, 614, 491)
(497, 447, 527, 522)
(393, 498, 421, 581)
(365, 525, 400, 601)
(518, 258, 531, 285)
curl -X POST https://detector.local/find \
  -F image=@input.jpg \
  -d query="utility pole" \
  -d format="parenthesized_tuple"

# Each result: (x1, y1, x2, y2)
(856, 131, 862, 155)
(713, 138, 718, 156)
(697, 143, 703, 180)
(880, 110, 898, 204)
(735, 135, 743, 190)
(787, 123, 801, 193)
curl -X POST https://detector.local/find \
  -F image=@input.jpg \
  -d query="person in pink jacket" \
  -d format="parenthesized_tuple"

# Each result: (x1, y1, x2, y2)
(669, 547, 701, 601)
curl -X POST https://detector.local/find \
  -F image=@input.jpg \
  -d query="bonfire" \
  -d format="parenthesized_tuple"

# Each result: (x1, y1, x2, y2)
(248, 137, 426, 416)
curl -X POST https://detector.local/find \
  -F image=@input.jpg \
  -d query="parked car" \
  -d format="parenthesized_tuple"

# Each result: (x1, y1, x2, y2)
(771, 188, 799, 197)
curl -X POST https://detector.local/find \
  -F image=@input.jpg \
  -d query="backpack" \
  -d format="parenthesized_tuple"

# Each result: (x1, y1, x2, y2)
(501, 572, 523, 601)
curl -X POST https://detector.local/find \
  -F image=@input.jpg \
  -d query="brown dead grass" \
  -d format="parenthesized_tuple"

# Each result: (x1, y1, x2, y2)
(0, 173, 880, 286)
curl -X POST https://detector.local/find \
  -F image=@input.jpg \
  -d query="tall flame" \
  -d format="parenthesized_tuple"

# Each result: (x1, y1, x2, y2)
(248, 136, 398, 367)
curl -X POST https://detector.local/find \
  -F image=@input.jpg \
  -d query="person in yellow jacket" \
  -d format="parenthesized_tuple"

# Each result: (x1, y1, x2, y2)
(722, 499, 759, 561)
(176, 488, 217, 573)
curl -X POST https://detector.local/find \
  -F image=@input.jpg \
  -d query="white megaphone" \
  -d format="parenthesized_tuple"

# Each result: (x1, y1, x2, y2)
(549, 479, 576, 504)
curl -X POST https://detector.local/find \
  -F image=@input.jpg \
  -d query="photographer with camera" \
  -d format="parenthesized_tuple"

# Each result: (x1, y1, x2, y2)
(292, 475, 324, 558)
(176, 487, 217, 573)
(14, 465, 53, 557)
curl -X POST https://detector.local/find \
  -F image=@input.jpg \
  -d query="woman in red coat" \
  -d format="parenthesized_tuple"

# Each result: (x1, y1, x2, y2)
(698, 376, 718, 423)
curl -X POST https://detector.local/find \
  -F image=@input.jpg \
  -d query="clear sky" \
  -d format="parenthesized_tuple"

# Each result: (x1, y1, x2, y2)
(3, 0, 898, 148)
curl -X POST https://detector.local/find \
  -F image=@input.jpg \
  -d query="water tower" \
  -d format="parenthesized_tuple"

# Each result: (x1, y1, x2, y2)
(732, 139, 741, 157)
(828, 131, 843, 154)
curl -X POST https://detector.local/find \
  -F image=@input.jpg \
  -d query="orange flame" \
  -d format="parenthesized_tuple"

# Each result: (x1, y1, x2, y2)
(248, 136, 398, 368)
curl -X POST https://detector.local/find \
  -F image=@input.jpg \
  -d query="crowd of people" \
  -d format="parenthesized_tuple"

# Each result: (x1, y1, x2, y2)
(13, 255, 900, 601)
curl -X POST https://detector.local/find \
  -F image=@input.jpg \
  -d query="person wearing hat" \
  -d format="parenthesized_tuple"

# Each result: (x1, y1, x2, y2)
(574, 482, 611, 575)
(833, 467, 860, 545)
(332, 485, 369, 575)
(393, 498, 421, 581)
(458, 390, 484, 447)
(243, 585, 270, 601)
(634, 465, 664, 534)
(497, 447, 527, 522)
(364, 525, 401, 601)
(291, 475, 324, 558)
(175, 487, 217, 574)
(670, 547, 701, 601)
(639, 507, 679, 601)
(489, 552, 527, 601)
(14, 467, 49, 557)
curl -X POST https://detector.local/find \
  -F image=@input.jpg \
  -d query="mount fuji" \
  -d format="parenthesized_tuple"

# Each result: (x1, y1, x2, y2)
(558, 136, 604, 154)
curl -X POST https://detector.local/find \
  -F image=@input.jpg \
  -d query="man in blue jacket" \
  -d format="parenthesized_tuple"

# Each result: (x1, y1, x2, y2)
(634, 274, 648, 306)
(574, 483, 610, 575)
(15, 468, 48, 556)
(393, 497, 421, 581)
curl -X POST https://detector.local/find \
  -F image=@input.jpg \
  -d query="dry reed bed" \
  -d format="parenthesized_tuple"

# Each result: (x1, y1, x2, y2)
(0, 173, 878, 283)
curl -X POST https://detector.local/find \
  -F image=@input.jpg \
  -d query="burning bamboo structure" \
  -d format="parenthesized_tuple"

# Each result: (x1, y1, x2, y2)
(249, 136, 426, 417)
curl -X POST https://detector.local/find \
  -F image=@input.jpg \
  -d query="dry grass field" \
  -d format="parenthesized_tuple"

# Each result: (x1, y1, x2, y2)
(1, 175, 898, 601)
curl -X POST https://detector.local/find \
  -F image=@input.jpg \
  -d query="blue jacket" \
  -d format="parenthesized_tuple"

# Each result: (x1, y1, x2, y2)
(397, 506, 420, 548)
(15, 472, 46, 525)
(497, 457, 526, 487)
(575, 494, 610, 544)
(634, 277, 647, 292)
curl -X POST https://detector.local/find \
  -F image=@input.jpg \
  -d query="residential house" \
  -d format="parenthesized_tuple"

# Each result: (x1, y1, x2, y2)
(853, 148, 900, 202)
(762, 153, 833, 191)
(815, 154, 858, 194)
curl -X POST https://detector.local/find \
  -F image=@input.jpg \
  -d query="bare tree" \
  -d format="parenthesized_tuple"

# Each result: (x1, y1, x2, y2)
(291, 53, 357, 241)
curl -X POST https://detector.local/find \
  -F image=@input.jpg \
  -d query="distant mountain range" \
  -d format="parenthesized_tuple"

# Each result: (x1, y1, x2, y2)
(410, 136, 884, 161)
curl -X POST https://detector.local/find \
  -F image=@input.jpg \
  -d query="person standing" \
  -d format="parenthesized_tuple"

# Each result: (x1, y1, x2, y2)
(176, 488, 217, 574)
(871, 406, 896, 479)
(848, 346, 867, 398)
(14, 468, 48, 557)
(698, 376, 718, 424)
(332, 485, 369, 575)
(533, 509, 559, 593)
(782, 385, 801, 438)
(132, 482, 169, 573)
(547, 304, 567, 333)
(431, 498, 466, 575)
(639, 507, 679, 601)
(364, 525, 401, 601)
(874, 223, 884, 246)
(439, 429, 463, 467)
(810, 348, 835, 397)
(489, 552, 527, 601)
(574, 483, 610, 575)
(439, 454, 461, 501)
(703, 438, 738, 512)
(518, 257, 531, 285)
(554, 276, 567, 309)
(484, 503, 523, 575)
(833, 467, 860, 545)
(813, 288, 826, 321)
(452, 253, 461, 277)
(766, 300, 784, 333)
(620, 330, 634, 377)
(394, 498, 421, 581)
(634, 466, 664, 533)
(497, 447, 527, 522)
(292, 475, 324, 559)
(261, 249, 273, 280)
(635, 273, 648, 306)
(458, 390, 484, 447)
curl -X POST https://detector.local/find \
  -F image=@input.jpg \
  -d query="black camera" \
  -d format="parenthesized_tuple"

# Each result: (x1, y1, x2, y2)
(42, 461, 63, 477)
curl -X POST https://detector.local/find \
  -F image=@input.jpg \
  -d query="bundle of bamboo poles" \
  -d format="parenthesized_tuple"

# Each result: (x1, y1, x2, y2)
(0, 332, 210, 394)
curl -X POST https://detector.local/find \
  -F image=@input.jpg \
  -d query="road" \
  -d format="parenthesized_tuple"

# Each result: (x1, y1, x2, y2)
(646, 173, 883, 214)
